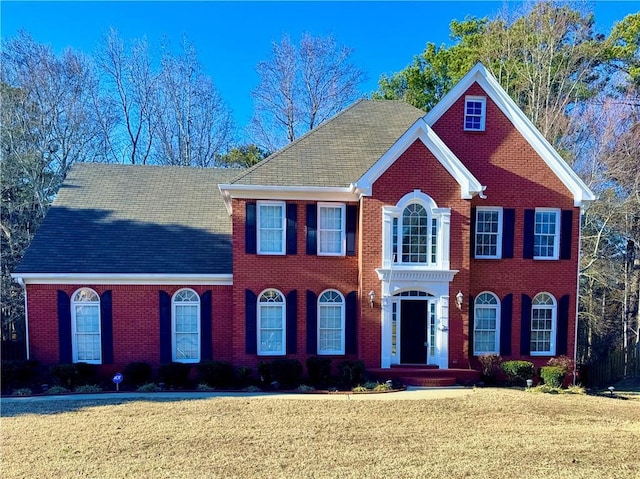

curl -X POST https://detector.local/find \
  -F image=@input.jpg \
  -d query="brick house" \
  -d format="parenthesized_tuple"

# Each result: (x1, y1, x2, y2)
(13, 64, 595, 383)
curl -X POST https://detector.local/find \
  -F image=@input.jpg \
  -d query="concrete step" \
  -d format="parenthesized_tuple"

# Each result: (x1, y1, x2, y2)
(400, 376, 457, 387)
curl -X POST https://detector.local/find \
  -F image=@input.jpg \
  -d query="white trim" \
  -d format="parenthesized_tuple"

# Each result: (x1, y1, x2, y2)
(354, 119, 485, 200)
(317, 203, 346, 256)
(533, 208, 560, 261)
(257, 288, 286, 356)
(424, 63, 595, 208)
(474, 207, 503, 259)
(473, 291, 501, 355)
(71, 287, 102, 365)
(11, 273, 233, 285)
(171, 288, 201, 363)
(218, 184, 361, 214)
(530, 292, 557, 356)
(464, 96, 486, 131)
(257, 200, 286, 255)
(317, 289, 346, 355)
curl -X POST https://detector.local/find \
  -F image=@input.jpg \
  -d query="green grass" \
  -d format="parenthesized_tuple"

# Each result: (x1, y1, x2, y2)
(1, 388, 639, 478)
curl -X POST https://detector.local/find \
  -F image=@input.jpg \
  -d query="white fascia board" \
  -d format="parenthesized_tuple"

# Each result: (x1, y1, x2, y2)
(425, 63, 596, 208)
(11, 273, 233, 286)
(354, 118, 485, 200)
(218, 184, 360, 214)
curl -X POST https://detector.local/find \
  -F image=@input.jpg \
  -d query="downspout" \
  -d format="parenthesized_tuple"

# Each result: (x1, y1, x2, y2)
(14, 277, 30, 360)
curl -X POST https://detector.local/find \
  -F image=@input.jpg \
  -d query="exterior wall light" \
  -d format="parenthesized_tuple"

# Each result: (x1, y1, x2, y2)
(455, 291, 464, 310)
(369, 290, 375, 308)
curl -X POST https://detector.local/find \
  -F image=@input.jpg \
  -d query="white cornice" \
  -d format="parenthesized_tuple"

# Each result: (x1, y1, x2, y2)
(375, 268, 458, 283)
(424, 63, 596, 208)
(218, 184, 362, 214)
(11, 273, 233, 286)
(354, 119, 485, 200)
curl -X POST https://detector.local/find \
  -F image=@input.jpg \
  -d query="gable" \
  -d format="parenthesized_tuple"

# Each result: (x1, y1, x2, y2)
(424, 63, 595, 208)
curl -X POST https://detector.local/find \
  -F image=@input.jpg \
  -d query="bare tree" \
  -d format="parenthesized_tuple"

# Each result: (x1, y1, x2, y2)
(250, 33, 365, 151)
(154, 38, 234, 167)
(95, 29, 158, 164)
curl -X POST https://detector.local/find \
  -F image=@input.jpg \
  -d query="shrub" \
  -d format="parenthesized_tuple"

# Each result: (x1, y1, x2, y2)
(45, 385, 70, 395)
(373, 382, 392, 392)
(257, 361, 272, 385)
(195, 361, 235, 388)
(137, 382, 161, 392)
(158, 362, 192, 388)
(11, 388, 32, 397)
(236, 366, 253, 387)
(270, 359, 303, 388)
(337, 360, 365, 388)
(540, 366, 565, 388)
(501, 360, 535, 385)
(306, 356, 332, 387)
(352, 385, 368, 393)
(49, 363, 98, 389)
(123, 362, 153, 387)
(296, 384, 315, 393)
(547, 355, 574, 381)
(196, 383, 215, 392)
(1, 360, 40, 391)
(477, 354, 503, 384)
(74, 384, 103, 393)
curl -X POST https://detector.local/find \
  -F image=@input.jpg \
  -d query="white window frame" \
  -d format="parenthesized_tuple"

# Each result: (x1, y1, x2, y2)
(534, 208, 560, 260)
(71, 288, 102, 364)
(317, 289, 345, 355)
(473, 292, 500, 355)
(530, 293, 557, 356)
(257, 289, 286, 356)
(257, 201, 286, 255)
(172, 288, 201, 363)
(317, 203, 346, 256)
(464, 96, 486, 131)
(475, 207, 503, 259)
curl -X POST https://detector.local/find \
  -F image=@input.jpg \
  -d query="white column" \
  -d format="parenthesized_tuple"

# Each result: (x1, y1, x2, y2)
(437, 296, 450, 368)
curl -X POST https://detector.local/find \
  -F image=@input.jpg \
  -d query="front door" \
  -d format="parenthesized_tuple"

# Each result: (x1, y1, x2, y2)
(400, 300, 428, 364)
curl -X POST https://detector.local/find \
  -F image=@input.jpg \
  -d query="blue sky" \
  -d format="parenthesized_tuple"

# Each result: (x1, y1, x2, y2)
(2, 1, 638, 134)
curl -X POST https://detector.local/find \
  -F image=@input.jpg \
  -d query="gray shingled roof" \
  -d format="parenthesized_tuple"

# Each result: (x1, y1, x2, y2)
(230, 100, 425, 187)
(15, 164, 240, 275)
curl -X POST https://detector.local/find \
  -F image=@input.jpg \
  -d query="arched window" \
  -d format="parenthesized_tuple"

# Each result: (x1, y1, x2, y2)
(318, 290, 345, 355)
(474, 292, 500, 355)
(531, 293, 556, 355)
(172, 289, 201, 363)
(71, 288, 102, 364)
(401, 203, 429, 263)
(258, 289, 286, 355)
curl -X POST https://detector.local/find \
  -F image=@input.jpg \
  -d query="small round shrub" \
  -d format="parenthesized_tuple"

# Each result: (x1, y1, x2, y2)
(546, 355, 574, 376)
(1, 360, 40, 391)
(49, 363, 98, 389)
(74, 384, 103, 393)
(158, 362, 192, 388)
(337, 360, 365, 388)
(478, 353, 503, 384)
(296, 384, 315, 393)
(257, 361, 272, 385)
(236, 366, 253, 387)
(45, 385, 70, 395)
(501, 360, 535, 386)
(196, 383, 215, 392)
(540, 366, 565, 388)
(123, 362, 153, 387)
(137, 382, 161, 392)
(306, 356, 332, 387)
(352, 385, 368, 393)
(270, 359, 303, 388)
(195, 360, 235, 388)
(11, 388, 32, 397)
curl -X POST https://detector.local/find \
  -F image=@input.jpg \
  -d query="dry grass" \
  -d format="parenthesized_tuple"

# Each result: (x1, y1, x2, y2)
(2, 388, 639, 478)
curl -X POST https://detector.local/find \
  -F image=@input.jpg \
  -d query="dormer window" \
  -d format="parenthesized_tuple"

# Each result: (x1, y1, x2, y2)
(464, 96, 486, 131)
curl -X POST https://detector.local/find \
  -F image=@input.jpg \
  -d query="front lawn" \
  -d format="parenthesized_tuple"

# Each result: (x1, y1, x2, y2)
(1, 388, 638, 478)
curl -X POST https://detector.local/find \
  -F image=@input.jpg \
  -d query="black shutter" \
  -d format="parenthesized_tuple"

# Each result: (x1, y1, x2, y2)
(557, 295, 570, 355)
(470, 207, 477, 258)
(286, 203, 297, 255)
(306, 204, 317, 255)
(306, 290, 318, 354)
(346, 204, 357, 256)
(523, 209, 535, 259)
(286, 290, 297, 354)
(159, 291, 172, 363)
(245, 290, 257, 354)
(468, 295, 475, 356)
(520, 294, 532, 355)
(500, 294, 513, 356)
(100, 290, 114, 364)
(560, 210, 573, 260)
(57, 290, 72, 363)
(246, 202, 257, 254)
(200, 291, 213, 360)
(345, 291, 357, 354)
(502, 209, 515, 259)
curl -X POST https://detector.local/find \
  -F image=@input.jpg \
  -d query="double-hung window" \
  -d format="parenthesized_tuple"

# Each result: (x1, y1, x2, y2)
(534, 208, 560, 260)
(475, 207, 502, 259)
(318, 203, 345, 256)
(257, 201, 286, 255)
(71, 288, 102, 364)
(530, 293, 556, 355)
(464, 96, 486, 131)
(318, 290, 345, 355)
(473, 292, 500, 354)
(172, 289, 201, 363)
(258, 289, 286, 355)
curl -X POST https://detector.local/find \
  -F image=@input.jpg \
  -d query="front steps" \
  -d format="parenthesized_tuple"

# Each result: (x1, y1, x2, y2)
(369, 365, 481, 387)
